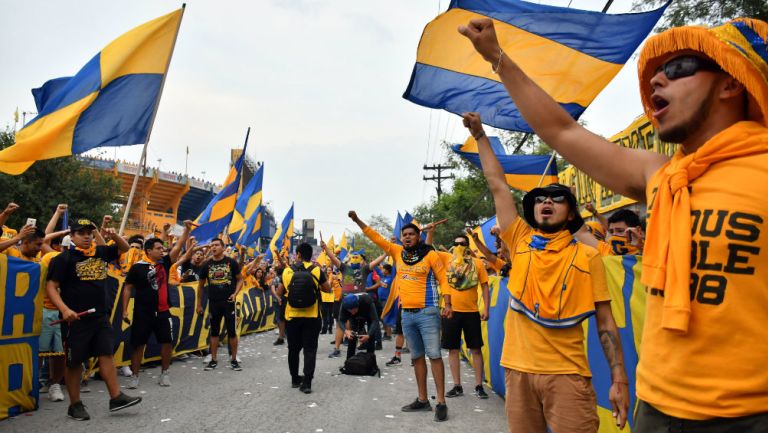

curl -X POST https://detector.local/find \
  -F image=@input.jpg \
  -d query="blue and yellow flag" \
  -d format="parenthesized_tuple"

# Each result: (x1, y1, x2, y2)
(452, 136, 557, 191)
(229, 163, 264, 245)
(393, 211, 404, 245)
(0, 8, 184, 174)
(338, 232, 349, 261)
(469, 215, 497, 256)
(266, 204, 294, 262)
(238, 205, 263, 248)
(192, 145, 247, 245)
(403, 0, 667, 132)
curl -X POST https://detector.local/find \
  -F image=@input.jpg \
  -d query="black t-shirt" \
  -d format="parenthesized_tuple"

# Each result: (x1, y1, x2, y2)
(339, 293, 379, 337)
(339, 262, 371, 294)
(179, 261, 203, 283)
(125, 255, 172, 314)
(200, 256, 241, 301)
(47, 245, 120, 318)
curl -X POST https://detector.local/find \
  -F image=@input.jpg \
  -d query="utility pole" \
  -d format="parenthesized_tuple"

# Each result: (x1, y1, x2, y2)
(423, 163, 455, 199)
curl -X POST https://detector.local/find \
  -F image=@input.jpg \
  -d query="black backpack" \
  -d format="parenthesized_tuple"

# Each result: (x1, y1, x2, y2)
(287, 263, 320, 308)
(340, 352, 380, 377)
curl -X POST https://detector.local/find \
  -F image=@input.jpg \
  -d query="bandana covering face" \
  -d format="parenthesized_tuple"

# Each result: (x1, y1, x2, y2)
(642, 121, 768, 332)
(447, 245, 479, 291)
(607, 235, 640, 256)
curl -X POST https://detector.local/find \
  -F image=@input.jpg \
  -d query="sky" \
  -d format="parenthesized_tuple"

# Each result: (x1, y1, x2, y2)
(1, 0, 656, 240)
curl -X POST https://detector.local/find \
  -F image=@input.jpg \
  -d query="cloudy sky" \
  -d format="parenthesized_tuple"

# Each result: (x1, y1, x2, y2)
(1, 0, 654, 239)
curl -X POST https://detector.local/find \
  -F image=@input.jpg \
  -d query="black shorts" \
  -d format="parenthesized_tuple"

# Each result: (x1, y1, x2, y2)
(332, 300, 341, 320)
(130, 311, 173, 345)
(62, 316, 114, 368)
(441, 311, 483, 350)
(274, 296, 287, 323)
(394, 307, 403, 335)
(209, 299, 236, 338)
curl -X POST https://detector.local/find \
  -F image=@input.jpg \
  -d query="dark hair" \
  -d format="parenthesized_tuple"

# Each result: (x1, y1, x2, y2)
(608, 209, 641, 228)
(382, 264, 393, 272)
(401, 223, 420, 234)
(128, 235, 144, 245)
(210, 238, 225, 247)
(143, 237, 164, 251)
(297, 243, 313, 261)
(23, 227, 45, 242)
(454, 234, 470, 245)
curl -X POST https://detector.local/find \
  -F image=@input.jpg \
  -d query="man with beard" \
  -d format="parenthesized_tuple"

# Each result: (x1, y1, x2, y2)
(462, 113, 629, 433)
(351, 211, 452, 422)
(460, 16, 768, 431)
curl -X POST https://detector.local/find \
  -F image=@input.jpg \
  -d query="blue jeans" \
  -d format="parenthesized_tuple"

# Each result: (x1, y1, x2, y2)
(401, 306, 441, 359)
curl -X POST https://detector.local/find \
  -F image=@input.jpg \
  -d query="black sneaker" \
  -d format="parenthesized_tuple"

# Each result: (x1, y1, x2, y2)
(231, 360, 242, 371)
(475, 385, 489, 399)
(446, 385, 464, 398)
(291, 375, 304, 388)
(434, 403, 448, 422)
(273, 338, 285, 346)
(109, 392, 142, 412)
(385, 356, 401, 366)
(328, 349, 341, 358)
(299, 382, 312, 394)
(67, 401, 90, 420)
(204, 360, 218, 371)
(401, 398, 432, 412)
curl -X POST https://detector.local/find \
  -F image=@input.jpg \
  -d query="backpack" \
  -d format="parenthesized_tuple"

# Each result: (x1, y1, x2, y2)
(447, 252, 479, 291)
(340, 352, 380, 377)
(287, 263, 320, 308)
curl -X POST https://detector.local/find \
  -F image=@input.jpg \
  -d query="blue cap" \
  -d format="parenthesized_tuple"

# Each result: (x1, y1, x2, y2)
(342, 294, 359, 310)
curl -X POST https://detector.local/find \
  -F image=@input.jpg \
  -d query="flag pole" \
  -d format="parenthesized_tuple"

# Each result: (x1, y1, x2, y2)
(119, 4, 186, 236)
(537, 151, 557, 187)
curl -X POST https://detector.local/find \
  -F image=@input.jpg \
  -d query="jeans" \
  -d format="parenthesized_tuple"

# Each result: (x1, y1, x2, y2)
(286, 317, 321, 383)
(401, 306, 441, 359)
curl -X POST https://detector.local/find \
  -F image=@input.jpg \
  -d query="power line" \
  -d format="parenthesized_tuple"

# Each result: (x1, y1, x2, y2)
(423, 163, 455, 199)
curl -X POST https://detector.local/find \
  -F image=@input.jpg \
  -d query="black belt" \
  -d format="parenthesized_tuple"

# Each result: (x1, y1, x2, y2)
(402, 308, 424, 312)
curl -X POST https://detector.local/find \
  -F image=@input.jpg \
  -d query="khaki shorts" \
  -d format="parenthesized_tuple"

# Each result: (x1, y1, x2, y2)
(505, 368, 599, 433)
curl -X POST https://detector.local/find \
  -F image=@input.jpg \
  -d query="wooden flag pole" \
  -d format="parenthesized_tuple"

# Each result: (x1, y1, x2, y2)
(537, 151, 557, 187)
(119, 4, 186, 236)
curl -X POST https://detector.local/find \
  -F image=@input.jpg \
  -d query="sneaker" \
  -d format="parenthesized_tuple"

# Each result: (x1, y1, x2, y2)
(204, 360, 218, 371)
(291, 375, 304, 388)
(475, 385, 489, 399)
(328, 349, 341, 358)
(203, 354, 212, 363)
(48, 383, 65, 402)
(127, 375, 139, 389)
(446, 385, 464, 398)
(273, 338, 285, 346)
(375, 342, 383, 351)
(158, 371, 171, 387)
(434, 403, 448, 422)
(40, 382, 49, 394)
(120, 366, 133, 377)
(80, 380, 91, 393)
(299, 382, 312, 394)
(109, 392, 142, 412)
(67, 401, 90, 420)
(385, 356, 401, 366)
(401, 398, 432, 412)
(231, 360, 242, 371)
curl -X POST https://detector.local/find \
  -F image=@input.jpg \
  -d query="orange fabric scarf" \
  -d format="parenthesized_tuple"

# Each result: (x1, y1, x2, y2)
(642, 121, 768, 332)
(74, 244, 96, 257)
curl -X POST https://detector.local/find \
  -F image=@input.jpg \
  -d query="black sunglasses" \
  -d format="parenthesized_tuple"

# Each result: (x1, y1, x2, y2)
(656, 56, 721, 80)
(453, 241, 469, 247)
(534, 194, 567, 204)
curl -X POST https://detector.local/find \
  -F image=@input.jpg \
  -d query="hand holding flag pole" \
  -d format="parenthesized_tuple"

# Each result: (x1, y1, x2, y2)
(50, 308, 96, 325)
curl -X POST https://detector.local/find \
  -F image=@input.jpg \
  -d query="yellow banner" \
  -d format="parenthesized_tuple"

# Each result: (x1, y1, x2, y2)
(558, 115, 677, 215)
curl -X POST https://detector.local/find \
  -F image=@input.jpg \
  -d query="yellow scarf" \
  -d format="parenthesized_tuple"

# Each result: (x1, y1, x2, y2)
(642, 121, 768, 332)
(74, 244, 96, 257)
(140, 251, 157, 265)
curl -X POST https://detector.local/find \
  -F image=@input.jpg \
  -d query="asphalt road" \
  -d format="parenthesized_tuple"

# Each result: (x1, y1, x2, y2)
(5, 330, 507, 433)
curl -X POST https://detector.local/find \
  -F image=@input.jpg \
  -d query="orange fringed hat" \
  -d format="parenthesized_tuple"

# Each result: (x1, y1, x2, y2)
(638, 18, 768, 127)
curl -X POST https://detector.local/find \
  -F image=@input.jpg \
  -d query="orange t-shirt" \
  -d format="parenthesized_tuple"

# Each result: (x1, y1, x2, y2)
(437, 252, 489, 313)
(499, 217, 609, 377)
(363, 227, 448, 309)
(637, 155, 768, 419)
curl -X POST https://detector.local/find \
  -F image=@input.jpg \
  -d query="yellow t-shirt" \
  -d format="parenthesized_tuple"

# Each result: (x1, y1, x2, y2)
(1, 226, 17, 240)
(637, 154, 768, 419)
(363, 226, 449, 309)
(437, 252, 489, 313)
(41, 251, 61, 310)
(3, 246, 41, 262)
(499, 217, 610, 377)
(282, 262, 326, 320)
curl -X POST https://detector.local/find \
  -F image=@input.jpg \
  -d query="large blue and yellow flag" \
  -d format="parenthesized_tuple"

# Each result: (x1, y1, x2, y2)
(229, 163, 264, 245)
(192, 146, 247, 245)
(266, 204, 294, 262)
(403, 0, 667, 132)
(338, 232, 349, 261)
(469, 215, 498, 256)
(238, 205, 263, 248)
(0, 8, 184, 175)
(452, 136, 557, 191)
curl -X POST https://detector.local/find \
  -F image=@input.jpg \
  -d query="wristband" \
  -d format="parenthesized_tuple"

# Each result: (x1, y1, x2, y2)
(613, 379, 629, 385)
(492, 48, 504, 74)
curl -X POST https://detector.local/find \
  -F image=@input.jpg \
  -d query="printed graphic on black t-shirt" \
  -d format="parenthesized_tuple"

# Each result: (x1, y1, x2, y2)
(125, 255, 171, 314)
(201, 257, 240, 301)
(47, 245, 120, 317)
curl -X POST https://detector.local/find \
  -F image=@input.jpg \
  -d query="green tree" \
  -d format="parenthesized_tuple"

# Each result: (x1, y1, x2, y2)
(634, 0, 768, 31)
(349, 214, 391, 260)
(0, 129, 122, 230)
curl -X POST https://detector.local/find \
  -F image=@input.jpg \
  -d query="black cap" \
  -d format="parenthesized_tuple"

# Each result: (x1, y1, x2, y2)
(70, 218, 97, 232)
(522, 183, 584, 234)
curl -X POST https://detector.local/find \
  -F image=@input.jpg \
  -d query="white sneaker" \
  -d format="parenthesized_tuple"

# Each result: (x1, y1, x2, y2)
(158, 371, 171, 387)
(203, 354, 212, 363)
(48, 383, 64, 402)
(127, 375, 139, 389)
(120, 366, 133, 377)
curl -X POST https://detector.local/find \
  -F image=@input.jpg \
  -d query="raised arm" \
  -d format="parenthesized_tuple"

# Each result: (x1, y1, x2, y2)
(0, 224, 34, 253)
(0, 202, 19, 229)
(169, 220, 193, 263)
(573, 224, 599, 248)
(320, 238, 341, 269)
(462, 113, 519, 231)
(466, 227, 499, 263)
(349, 210, 397, 257)
(368, 253, 387, 270)
(458, 20, 668, 201)
(423, 218, 448, 246)
(104, 228, 129, 253)
(45, 204, 67, 235)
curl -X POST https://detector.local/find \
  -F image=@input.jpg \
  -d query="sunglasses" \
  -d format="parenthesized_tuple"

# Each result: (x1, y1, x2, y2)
(656, 56, 721, 80)
(453, 241, 469, 247)
(534, 194, 567, 204)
